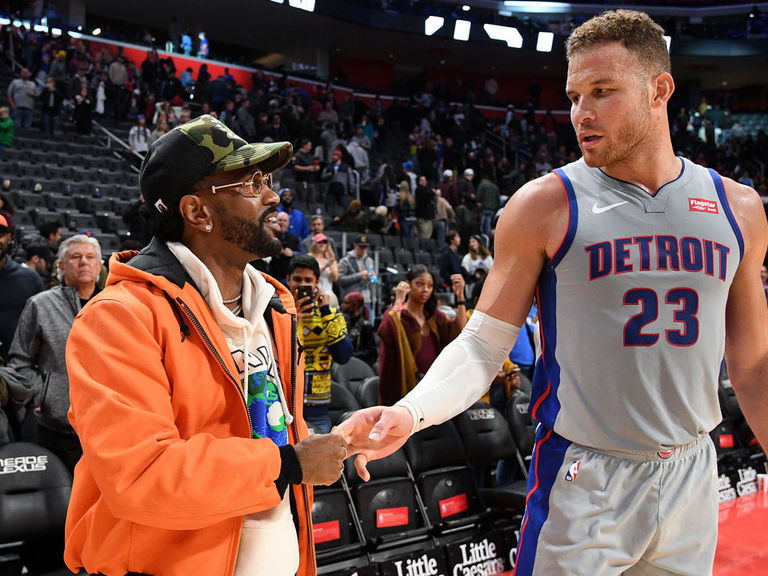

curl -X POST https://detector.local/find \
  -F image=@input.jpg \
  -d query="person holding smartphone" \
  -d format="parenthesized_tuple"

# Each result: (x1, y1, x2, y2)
(287, 255, 353, 433)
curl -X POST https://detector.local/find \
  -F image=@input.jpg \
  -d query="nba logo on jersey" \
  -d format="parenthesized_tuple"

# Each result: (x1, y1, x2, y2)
(658, 448, 675, 459)
(565, 460, 581, 482)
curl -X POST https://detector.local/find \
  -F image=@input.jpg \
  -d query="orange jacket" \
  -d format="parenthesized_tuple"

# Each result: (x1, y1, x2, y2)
(65, 240, 315, 576)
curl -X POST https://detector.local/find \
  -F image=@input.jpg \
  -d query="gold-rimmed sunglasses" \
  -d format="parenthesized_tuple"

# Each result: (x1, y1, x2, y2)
(207, 171, 273, 198)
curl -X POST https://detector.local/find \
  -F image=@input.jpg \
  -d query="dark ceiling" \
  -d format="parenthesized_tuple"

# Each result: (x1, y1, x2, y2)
(82, 0, 768, 91)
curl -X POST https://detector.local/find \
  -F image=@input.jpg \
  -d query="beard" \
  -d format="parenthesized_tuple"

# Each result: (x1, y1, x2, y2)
(579, 93, 652, 169)
(218, 208, 282, 258)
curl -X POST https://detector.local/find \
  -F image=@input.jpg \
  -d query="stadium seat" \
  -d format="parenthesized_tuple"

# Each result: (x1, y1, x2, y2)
(344, 448, 430, 548)
(504, 392, 536, 482)
(357, 376, 380, 408)
(331, 356, 376, 399)
(329, 382, 361, 426)
(394, 248, 414, 268)
(312, 475, 367, 564)
(0, 442, 72, 574)
(453, 402, 528, 512)
(404, 421, 486, 533)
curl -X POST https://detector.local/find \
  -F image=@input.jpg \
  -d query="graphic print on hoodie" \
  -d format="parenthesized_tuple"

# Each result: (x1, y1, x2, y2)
(231, 344, 288, 446)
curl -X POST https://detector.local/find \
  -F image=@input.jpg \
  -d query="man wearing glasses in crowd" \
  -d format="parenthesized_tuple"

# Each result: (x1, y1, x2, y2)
(64, 115, 348, 576)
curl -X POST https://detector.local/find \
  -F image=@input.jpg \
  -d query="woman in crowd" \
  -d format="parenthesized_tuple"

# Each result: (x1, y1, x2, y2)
(377, 264, 466, 405)
(461, 234, 493, 276)
(308, 233, 339, 307)
(150, 116, 170, 144)
(396, 180, 416, 238)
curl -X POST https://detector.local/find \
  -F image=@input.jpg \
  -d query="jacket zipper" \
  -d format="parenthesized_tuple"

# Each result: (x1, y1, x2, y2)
(176, 297, 252, 434)
(290, 313, 316, 576)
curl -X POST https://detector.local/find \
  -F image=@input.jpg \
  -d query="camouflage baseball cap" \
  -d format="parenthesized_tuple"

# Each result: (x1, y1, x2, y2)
(139, 114, 293, 213)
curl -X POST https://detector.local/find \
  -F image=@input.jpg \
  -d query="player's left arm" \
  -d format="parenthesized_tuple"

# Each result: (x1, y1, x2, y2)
(723, 178, 768, 451)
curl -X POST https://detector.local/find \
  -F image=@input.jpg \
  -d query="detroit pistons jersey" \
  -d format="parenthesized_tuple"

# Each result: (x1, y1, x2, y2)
(531, 157, 743, 452)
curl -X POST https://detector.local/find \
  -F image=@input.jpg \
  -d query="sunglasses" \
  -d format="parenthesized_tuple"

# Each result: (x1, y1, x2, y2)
(207, 171, 273, 198)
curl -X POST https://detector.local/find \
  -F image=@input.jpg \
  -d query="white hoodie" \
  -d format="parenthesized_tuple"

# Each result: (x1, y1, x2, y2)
(167, 242, 299, 576)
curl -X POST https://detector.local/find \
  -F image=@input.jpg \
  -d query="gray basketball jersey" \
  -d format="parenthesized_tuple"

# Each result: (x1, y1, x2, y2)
(531, 158, 743, 452)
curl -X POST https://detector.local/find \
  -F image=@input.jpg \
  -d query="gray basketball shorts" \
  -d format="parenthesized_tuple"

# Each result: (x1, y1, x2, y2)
(513, 427, 718, 576)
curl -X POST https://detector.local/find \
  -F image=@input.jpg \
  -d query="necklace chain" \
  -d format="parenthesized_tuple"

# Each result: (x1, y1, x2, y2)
(222, 293, 242, 304)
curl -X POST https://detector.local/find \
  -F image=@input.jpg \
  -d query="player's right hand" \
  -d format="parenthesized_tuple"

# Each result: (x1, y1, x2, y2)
(333, 406, 413, 482)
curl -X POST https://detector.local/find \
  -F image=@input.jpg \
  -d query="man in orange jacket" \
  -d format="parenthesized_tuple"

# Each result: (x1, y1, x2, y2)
(65, 115, 348, 576)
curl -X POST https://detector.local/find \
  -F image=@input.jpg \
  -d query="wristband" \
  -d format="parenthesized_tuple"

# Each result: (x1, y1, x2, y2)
(456, 301, 466, 306)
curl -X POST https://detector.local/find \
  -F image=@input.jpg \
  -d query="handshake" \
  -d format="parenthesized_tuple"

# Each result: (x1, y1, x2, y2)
(293, 404, 415, 485)
(295, 406, 413, 486)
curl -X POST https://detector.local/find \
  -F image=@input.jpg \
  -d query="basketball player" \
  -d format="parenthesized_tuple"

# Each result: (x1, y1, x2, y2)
(338, 10, 768, 576)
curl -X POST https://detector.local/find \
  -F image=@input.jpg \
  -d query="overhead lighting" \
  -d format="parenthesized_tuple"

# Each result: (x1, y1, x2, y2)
(288, 0, 315, 11)
(484, 23, 523, 48)
(536, 31, 554, 52)
(424, 15, 445, 36)
(51, 27, 62, 36)
(663, 35, 671, 51)
(68, 30, 83, 39)
(270, 0, 284, 3)
(503, 1, 571, 14)
(0, 17, 10, 25)
(454, 19, 471, 41)
(33, 24, 48, 32)
(462, 4, 470, 11)
(92, 27, 102, 36)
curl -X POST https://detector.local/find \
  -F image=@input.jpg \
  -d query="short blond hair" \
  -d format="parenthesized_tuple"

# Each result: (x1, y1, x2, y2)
(566, 10, 670, 75)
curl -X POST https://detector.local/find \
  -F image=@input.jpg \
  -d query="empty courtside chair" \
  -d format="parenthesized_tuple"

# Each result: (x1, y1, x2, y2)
(453, 402, 528, 513)
(404, 421, 486, 533)
(331, 356, 376, 399)
(311, 472, 367, 565)
(0, 442, 72, 574)
(329, 382, 361, 426)
(345, 448, 430, 549)
(357, 376, 380, 408)
(504, 392, 536, 482)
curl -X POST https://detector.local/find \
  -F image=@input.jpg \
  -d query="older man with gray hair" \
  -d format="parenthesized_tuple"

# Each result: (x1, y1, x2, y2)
(8, 234, 102, 472)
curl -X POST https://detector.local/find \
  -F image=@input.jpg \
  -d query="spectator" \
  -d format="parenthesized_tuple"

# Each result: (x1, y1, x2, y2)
(269, 211, 301, 283)
(48, 49, 67, 84)
(340, 291, 377, 368)
(0, 106, 14, 152)
(457, 167, 477, 206)
(377, 265, 466, 405)
(236, 98, 257, 141)
(22, 240, 54, 285)
(121, 192, 151, 248)
(8, 234, 102, 472)
(180, 32, 193, 55)
(461, 234, 493, 276)
(197, 31, 209, 58)
(38, 76, 63, 137)
(438, 229, 464, 288)
(7, 67, 37, 129)
(0, 191, 16, 237)
(293, 138, 321, 204)
(71, 86, 93, 135)
(434, 187, 455, 248)
(129, 114, 151, 153)
(63, 115, 346, 575)
(302, 215, 337, 254)
(334, 199, 367, 234)
(38, 219, 62, 248)
(150, 115, 170, 144)
(287, 255, 352, 433)
(321, 149, 351, 207)
(476, 173, 501, 235)
(337, 235, 375, 310)
(414, 175, 435, 240)
(396, 180, 416, 238)
(307, 233, 339, 307)
(0, 214, 44, 362)
(439, 169, 459, 207)
(278, 188, 309, 240)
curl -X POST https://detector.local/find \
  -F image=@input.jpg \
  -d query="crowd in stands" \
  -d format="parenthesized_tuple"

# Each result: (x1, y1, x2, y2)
(1, 20, 767, 571)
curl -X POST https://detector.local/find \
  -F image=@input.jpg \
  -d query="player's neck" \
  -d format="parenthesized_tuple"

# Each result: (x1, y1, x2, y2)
(601, 142, 680, 195)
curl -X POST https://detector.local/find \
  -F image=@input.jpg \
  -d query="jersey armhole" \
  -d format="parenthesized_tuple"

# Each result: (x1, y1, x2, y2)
(551, 168, 579, 268)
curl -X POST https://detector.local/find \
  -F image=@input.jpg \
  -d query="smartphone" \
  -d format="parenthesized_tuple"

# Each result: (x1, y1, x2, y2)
(297, 284, 315, 305)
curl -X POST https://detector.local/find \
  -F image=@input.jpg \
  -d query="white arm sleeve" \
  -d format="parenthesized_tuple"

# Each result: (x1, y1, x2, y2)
(395, 311, 520, 435)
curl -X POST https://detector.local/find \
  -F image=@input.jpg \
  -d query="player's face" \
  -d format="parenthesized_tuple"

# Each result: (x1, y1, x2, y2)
(566, 42, 653, 169)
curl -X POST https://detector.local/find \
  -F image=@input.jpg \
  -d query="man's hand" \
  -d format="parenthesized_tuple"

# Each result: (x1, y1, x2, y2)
(294, 432, 348, 486)
(295, 295, 314, 318)
(315, 290, 331, 308)
(359, 269, 370, 282)
(333, 406, 413, 482)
